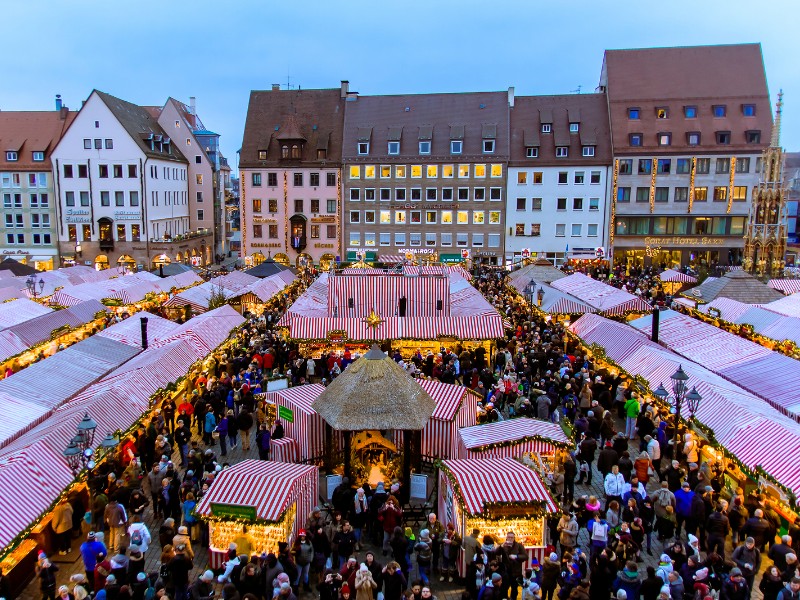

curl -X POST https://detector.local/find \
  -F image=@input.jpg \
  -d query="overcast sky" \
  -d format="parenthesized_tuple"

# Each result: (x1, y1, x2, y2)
(2, 0, 798, 168)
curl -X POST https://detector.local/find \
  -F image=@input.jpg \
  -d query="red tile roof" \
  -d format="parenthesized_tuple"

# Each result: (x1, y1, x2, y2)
(0, 110, 75, 171)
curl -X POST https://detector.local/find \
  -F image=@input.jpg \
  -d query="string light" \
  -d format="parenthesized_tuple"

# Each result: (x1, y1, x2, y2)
(207, 503, 295, 556)
(649, 157, 657, 214)
(727, 156, 736, 214)
(241, 170, 248, 261)
(283, 171, 289, 258)
(688, 157, 696, 214)
(609, 159, 619, 248)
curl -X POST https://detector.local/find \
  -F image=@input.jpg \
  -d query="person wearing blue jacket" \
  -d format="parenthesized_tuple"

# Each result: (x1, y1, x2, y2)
(673, 482, 694, 539)
(203, 406, 216, 445)
(79, 532, 107, 591)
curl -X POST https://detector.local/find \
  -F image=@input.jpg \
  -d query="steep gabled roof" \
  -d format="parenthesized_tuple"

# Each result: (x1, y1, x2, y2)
(94, 91, 187, 163)
(0, 110, 75, 171)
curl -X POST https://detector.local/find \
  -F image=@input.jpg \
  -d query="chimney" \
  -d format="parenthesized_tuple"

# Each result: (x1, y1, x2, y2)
(651, 308, 660, 343)
(340, 80, 349, 99)
(189, 96, 196, 115)
(55, 94, 62, 111)
(508, 86, 515, 108)
(140, 316, 149, 350)
(271, 83, 280, 91)
(59, 106, 68, 120)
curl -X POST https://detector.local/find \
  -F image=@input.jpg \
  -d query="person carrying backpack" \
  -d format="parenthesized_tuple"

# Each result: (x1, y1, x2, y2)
(127, 516, 151, 554)
(588, 512, 609, 560)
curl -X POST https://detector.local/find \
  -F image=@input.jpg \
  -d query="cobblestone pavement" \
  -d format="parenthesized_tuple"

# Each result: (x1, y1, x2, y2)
(19, 427, 768, 600)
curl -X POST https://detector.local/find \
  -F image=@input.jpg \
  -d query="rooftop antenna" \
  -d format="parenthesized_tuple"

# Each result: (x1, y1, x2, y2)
(570, 85, 582, 94)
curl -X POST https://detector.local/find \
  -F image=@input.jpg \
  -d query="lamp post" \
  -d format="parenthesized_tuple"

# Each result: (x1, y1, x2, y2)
(537, 286, 545, 307)
(523, 279, 536, 305)
(653, 365, 703, 461)
(25, 275, 45, 300)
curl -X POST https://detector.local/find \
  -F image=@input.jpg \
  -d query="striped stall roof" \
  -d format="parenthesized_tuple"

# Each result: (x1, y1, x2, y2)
(164, 282, 237, 314)
(209, 271, 260, 293)
(551, 273, 652, 315)
(769, 280, 800, 295)
(329, 274, 450, 317)
(262, 384, 328, 462)
(631, 310, 800, 421)
(0, 299, 53, 329)
(96, 312, 180, 348)
(195, 460, 318, 522)
(5, 300, 106, 348)
(762, 293, 800, 318)
(151, 305, 244, 355)
(659, 269, 698, 284)
(458, 418, 572, 456)
(509, 279, 596, 315)
(440, 458, 558, 516)
(286, 314, 504, 341)
(238, 272, 297, 302)
(571, 313, 800, 497)
(0, 329, 29, 360)
(699, 298, 753, 322)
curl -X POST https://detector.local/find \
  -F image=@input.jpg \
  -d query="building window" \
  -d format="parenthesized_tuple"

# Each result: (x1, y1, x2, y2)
(557, 198, 567, 211)
(458, 188, 469, 201)
(694, 187, 708, 201)
(349, 211, 360, 224)
(394, 232, 406, 246)
(541, 123, 551, 133)
(629, 134, 643, 146)
(252, 224, 262, 238)
(426, 165, 438, 179)
(456, 232, 468, 247)
(713, 186, 728, 202)
(474, 188, 485, 201)
(409, 165, 422, 179)
(268, 173, 278, 186)
(379, 233, 390, 246)
(657, 159, 671, 174)
(115, 191, 124, 206)
(658, 133, 671, 146)
(517, 172, 528, 185)
(746, 131, 761, 144)
(364, 210, 375, 223)
(80, 191, 89, 206)
(635, 188, 649, 202)
(327, 225, 336, 238)
(419, 141, 431, 155)
(733, 186, 748, 201)
(619, 160, 632, 174)
(483, 140, 495, 153)
(426, 211, 437, 224)
(365, 165, 376, 179)
(742, 104, 756, 117)
(269, 224, 279, 239)
(574, 172, 585, 184)
(252, 198, 262, 213)
(98, 164, 108, 178)
(590, 171, 601, 184)
(735, 158, 751, 173)
(516, 198, 526, 211)
(294, 199, 303, 213)
(587, 224, 598, 237)
(100, 191, 110, 206)
(489, 188, 501, 201)
(358, 142, 369, 155)
(350, 166, 361, 179)
(450, 140, 462, 155)
(310, 173, 320, 187)
(571, 224, 582, 237)
(425, 232, 436, 247)
(675, 159, 690, 174)
(715, 158, 731, 173)
(674, 187, 689, 202)
(310, 225, 320, 239)
(474, 164, 486, 178)
(570, 122, 580, 133)
(558, 172, 568, 184)
(490, 164, 502, 178)
(257, 150, 267, 160)
(472, 233, 484, 247)
(196, 174, 203, 185)
(526, 147, 538, 158)
(628, 108, 640, 120)
(269, 198, 278, 212)
(410, 210, 421, 224)
(617, 187, 631, 203)
(555, 146, 568, 158)
(638, 159, 652, 174)
(426, 188, 437, 201)
(684, 106, 697, 118)
(696, 158, 710, 174)
(410, 188, 421, 201)
(514, 224, 525, 236)
(309, 199, 320, 213)
(531, 198, 542, 211)
(713, 105, 727, 118)
(582, 146, 595, 156)
(555, 224, 566, 237)
(456, 210, 468, 225)
(529, 224, 541, 237)
(387, 142, 400, 155)
(589, 198, 599, 211)
(573, 198, 583, 210)
(63, 164, 74, 178)
(716, 131, 731, 145)
(442, 188, 453, 201)
(65, 191, 75, 207)
(293, 173, 303, 186)
(655, 187, 669, 203)
(363, 188, 375, 201)
(250, 173, 261, 187)
(349, 232, 360, 247)
(694, 217, 711, 234)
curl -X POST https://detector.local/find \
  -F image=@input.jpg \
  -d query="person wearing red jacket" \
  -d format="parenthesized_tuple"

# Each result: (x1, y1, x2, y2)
(378, 496, 403, 556)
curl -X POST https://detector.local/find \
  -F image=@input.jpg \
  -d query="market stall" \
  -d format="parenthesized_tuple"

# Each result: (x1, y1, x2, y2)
(195, 460, 318, 568)
(549, 273, 653, 318)
(438, 458, 559, 574)
(658, 269, 697, 295)
(456, 418, 573, 461)
(259, 384, 328, 463)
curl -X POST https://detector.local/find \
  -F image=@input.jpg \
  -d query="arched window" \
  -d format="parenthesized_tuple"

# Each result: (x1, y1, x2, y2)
(281, 145, 289, 159)
(291, 144, 301, 159)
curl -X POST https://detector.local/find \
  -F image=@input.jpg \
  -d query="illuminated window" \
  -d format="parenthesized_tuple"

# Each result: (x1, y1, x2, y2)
(733, 186, 748, 201)
(458, 164, 470, 178)
(380, 210, 391, 224)
(474, 164, 486, 178)
(350, 166, 361, 179)
(395, 210, 406, 224)
(694, 187, 708, 201)
(395, 165, 406, 178)
(380, 165, 391, 178)
(365, 165, 376, 179)
(364, 211, 375, 223)
(457, 210, 468, 224)
(426, 211, 437, 224)
(411, 165, 422, 178)
(656, 107, 669, 119)
(489, 211, 501, 224)
(427, 165, 438, 178)
(473, 211, 485, 224)
(441, 211, 453, 224)
(517, 172, 527, 184)
(490, 164, 502, 178)
(443, 165, 454, 178)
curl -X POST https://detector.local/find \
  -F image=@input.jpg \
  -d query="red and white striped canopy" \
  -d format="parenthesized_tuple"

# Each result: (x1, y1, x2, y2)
(195, 460, 318, 522)
(769, 280, 800, 295)
(659, 269, 698, 284)
(551, 273, 652, 316)
(378, 255, 404, 264)
(440, 458, 558, 516)
(458, 418, 572, 453)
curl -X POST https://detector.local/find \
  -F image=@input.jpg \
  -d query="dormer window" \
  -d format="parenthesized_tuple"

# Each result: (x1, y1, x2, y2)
(482, 139, 495, 153)
(388, 141, 400, 155)
(742, 104, 756, 117)
(419, 141, 431, 155)
(658, 133, 672, 146)
(6, 151, 18, 161)
(291, 144, 301, 159)
(555, 146, 568, 158)
(656, 107, 669, 119)
(629, 133, 643, 147)
(570, 123, 579, 133)
(450, 140, 462, 155)
(541, 123, 551, 134)
(358, 142, 369, 155)
(281, 145, 289, 159)
(582, 146, 595, 157)
(32, 151, 44, 162)
(526, 147, 538, 158)
(258, 150, 267, 160)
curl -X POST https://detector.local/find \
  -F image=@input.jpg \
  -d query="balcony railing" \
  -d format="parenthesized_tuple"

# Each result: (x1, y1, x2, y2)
(290, 236, 307, 251)
(149, 229, 213, 243)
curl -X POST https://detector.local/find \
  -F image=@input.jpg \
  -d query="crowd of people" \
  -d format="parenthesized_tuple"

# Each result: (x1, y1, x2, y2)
(11, 266, 800, 600)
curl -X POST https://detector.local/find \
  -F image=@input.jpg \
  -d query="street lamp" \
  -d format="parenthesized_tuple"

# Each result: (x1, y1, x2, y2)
(523, 279, 536, 304)
(537, 286, 545, 307)
(25, 275, 45, 300)
(653, 365, 702, 461)
(62, 412, 98, 474)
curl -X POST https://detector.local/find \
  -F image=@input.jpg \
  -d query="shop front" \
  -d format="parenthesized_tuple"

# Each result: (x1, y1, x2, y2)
(613, 235, 744, 269)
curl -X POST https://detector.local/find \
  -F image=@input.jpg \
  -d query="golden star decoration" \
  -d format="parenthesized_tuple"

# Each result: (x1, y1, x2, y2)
(364, 310, 384, 328)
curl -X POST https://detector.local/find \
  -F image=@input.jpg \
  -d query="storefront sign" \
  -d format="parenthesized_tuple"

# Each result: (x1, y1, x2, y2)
(277, 405, 294, 423)
(397, 248, 435, 254)
(474, 251, 497, 257)
(251, 243, 283, 248)
(410, 474, 428, 499)
(314, 243, 335, 249)
(3, 250, 29, 255)
(253, 217, 277, 223)
(114, 211, 141, 220)
(65, 209, 91, 223)
(327, 329, 348, 342)
(311, 216, 336, 223)
(210, 503, 258, 520)
(643, 236, 726, 247)
(326, 475, 342, 501)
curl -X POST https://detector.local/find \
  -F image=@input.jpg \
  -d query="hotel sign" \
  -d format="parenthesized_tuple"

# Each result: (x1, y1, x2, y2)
(643, 236, 726, 247)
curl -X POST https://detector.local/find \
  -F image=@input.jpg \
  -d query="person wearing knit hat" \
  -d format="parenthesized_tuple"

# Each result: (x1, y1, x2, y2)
(341, 583, 352, 598)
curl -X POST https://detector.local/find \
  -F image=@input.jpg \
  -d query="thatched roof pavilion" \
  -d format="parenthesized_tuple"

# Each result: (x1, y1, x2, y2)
(312, 345, 436, 499)
(312, 345, 436, 431)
